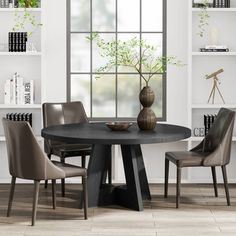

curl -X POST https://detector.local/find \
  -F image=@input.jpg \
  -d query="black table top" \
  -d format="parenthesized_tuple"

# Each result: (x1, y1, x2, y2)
(41, 123, 191, 145)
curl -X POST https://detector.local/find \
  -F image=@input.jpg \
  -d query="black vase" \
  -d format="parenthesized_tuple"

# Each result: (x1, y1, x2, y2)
(137, 86, 157, 130)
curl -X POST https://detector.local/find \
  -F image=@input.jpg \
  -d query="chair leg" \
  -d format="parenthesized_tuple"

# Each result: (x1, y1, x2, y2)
(211, 166, 218, 197)
(108, 154, 112, 185)
(176, 167, 182, 209)
(45, 154, 51, 189)
(164, 158, 169, 198)
(32, 181, 40, 226)
(221, 166, 230, 206)
(81, 155, 86, 168)
(52, 179, 56, 209)
(60, 156, 65, 197)
(7, 176, 16, 217)
(82, 176, 88, 220)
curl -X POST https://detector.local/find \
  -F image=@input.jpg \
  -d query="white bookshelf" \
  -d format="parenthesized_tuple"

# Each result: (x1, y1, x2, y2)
(188, 2, 236, 182)
(0, 2, 44, 139)
(0, 8, 41, 12)
(0, 52, 42, 56)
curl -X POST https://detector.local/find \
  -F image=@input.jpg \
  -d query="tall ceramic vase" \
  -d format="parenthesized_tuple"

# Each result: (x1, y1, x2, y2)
(137, 85, 157, 130)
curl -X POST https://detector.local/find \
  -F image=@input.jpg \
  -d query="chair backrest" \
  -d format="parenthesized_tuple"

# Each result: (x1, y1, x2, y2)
(191, 108, 235, 166)
(42, 101, 88, 154)
(2, 118, 65, 180)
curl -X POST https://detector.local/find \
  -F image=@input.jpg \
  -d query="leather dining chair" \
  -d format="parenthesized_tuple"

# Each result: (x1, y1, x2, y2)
(42, 102, 92, 197)
(2, 118, 88, 226)
(164, 108, 235, 208)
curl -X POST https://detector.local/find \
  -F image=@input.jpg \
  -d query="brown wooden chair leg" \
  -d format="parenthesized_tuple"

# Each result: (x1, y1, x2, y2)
(60, 156, 65, 197)
(222, 165, 230, 206)
(45, 154, 51, 189)
(164, 158, 169, 198)
(52, 179, 56, 209)
(7, 176, 16, 217)
(81, 155, 86, 168)
(82, 176, 88, 220)
(211, 166, 218, 197)
(32, 181, 40, 226)
(176, 167, 182, 209)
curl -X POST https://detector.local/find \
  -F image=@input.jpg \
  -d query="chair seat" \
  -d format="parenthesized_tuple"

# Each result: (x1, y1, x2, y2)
(52, 161, 87, 177)
(166, 151, 207, 167)
(52, 143, 91, 157)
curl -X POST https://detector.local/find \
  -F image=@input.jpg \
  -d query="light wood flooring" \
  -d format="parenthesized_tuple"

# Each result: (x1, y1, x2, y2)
(1, 183, 236, 236)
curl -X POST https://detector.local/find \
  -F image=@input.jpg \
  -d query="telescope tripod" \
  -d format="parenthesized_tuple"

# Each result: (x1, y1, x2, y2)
(207, 75, 225, 104)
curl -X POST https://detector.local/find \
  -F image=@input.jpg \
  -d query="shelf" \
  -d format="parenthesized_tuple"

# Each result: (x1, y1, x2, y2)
(190, 136, 236, 142)
(0, 8, 41, 12)
(191, 104, 236, 109)
(0, 135, 42, 142)
(0, 52, 41, 56)
(192, 8, 236, 12)
(192, 52, 236, 56)
(0, 104, 41, 109)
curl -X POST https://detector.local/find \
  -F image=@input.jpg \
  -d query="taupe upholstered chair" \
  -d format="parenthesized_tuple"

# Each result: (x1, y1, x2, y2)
(42, 102, 92, 197)
(2, 118, 88, 226)
(164, 108, 235, 208)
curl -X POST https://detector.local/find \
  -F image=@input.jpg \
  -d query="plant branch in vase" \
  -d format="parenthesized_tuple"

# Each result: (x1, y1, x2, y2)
(88, 33, 183, 130)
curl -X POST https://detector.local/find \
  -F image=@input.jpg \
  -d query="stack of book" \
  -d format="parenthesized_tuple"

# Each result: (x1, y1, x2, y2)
(204, 114, 217, 135)
(6, 113, 32, 126)
(8, 32, 27, 52)
(4, 72, 34, 105)
(193, 0, 230, 8)
(200, 45, 229, 52)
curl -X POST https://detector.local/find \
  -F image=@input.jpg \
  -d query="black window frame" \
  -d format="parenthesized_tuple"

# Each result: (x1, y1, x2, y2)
(67, 0, 167, 121)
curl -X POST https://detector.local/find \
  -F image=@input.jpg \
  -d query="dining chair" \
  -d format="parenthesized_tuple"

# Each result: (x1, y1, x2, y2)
(42, 101, 92, 197)
(164, 108, 235, 208)
(2, 118, 88, 226)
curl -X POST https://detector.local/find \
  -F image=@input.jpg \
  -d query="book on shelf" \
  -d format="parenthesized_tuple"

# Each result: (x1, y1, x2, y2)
(4, 72, 34, 105)
(200, 48, 229, 52)
(8, 32, 27, 52)
(6, 112, 32, 126)
(193, 0, 230, 8)
(204, 114, 217, 135)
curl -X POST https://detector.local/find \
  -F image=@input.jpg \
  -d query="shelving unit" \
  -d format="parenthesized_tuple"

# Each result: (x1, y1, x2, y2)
(0, 2, 44, 139)
(188, 1, 236, 181)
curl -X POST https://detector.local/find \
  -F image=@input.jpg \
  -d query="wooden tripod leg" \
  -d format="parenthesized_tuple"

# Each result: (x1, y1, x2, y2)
(207, 84, 215, 103)
(215, 84, 226, 103)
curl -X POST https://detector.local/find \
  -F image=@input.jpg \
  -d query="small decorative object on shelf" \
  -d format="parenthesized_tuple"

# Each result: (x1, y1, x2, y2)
(205, 68, 225, 104)
(6, 112, 32, 126)
(204, 114, 217, 135)
(8, 32, 27, 52)
(4, 72, 34, 105)
(193, 127, 205, 137)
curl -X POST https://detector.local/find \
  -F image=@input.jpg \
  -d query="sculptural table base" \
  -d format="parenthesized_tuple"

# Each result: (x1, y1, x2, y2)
(80, 144, 151, 211)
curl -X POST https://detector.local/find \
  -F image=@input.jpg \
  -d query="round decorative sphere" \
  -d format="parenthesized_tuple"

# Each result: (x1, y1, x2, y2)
(137, 108, 157, 130)
(139, 86, 155, 107)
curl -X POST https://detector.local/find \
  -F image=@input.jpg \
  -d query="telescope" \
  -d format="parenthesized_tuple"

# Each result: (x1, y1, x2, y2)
(206, 68, 224, 80)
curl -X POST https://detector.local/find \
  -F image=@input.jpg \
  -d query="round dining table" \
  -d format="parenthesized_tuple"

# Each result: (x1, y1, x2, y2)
(41, 122, 191, 211)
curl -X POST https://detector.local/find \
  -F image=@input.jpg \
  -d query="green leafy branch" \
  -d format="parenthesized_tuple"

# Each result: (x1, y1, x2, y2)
(197, 0, 210, 37)
(12, 0, 42, 37)
(88, 33, 183, 85)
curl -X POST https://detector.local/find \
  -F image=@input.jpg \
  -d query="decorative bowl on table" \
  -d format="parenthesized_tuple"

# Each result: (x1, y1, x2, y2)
(106, 122, 133, 131)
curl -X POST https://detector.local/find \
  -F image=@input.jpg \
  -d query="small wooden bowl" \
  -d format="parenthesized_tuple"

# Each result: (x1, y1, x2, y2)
(106, 122, 133, 131)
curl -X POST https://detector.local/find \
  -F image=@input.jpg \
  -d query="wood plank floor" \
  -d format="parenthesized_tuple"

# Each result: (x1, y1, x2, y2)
(1, 183, 236, 236)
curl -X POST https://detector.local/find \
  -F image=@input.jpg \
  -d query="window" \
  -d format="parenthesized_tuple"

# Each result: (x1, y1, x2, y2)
(67, 0, 166, 120)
